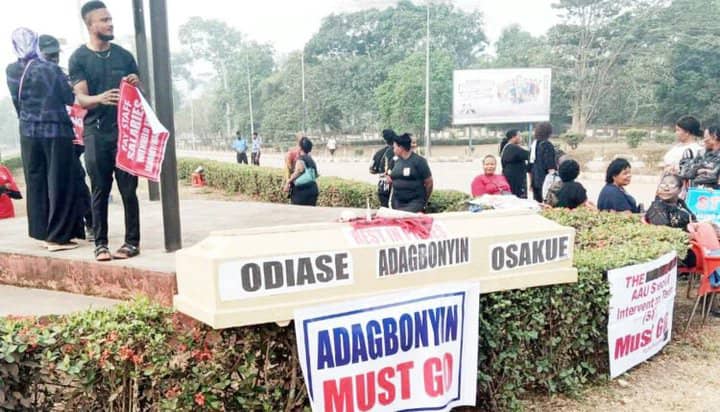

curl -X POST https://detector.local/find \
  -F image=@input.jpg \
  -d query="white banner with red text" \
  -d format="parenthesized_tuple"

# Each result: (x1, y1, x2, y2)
(294, 283, 479, 412)
(607, 251, 677, 378)
(66, 104, 87, 145)
(116, 81, 169, 182)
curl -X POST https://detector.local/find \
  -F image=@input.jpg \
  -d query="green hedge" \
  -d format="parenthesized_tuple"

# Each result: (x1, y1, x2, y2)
(178, 157, 470, 213)
(0, 157, 22, 171)
(0, 209, 688, 411)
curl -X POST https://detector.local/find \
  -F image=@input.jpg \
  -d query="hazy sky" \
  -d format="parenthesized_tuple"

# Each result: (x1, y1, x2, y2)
(0, 0, 559, 99)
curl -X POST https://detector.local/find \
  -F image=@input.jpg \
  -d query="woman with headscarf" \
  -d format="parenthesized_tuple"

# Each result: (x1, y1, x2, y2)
(5, 28, 78, 251)
(387, 133, 433, 212)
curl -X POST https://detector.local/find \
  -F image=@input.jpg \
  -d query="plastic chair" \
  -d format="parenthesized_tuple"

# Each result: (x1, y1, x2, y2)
(191, 171, 205, 187)
(684, 223, 720, 298)
(680, 242, 702, 299)
(684, 243, 720, 332)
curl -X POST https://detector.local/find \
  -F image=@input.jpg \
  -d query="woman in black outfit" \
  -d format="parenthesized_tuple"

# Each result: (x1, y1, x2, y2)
(388, 133, 433, 212)
(530, 122, 556, 202)
(284, 137, 319, 206)
(500, 129, 530, 198)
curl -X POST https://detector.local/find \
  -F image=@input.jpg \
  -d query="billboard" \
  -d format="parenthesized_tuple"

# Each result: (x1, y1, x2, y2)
(452, 68, 552, 125)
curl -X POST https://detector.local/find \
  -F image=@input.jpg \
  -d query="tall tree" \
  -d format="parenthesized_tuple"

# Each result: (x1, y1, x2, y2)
(654, 0, 720, 125)
(178, 17, 245, 136)
(549, 0, 669, 133)
(376, 50, 454, 135)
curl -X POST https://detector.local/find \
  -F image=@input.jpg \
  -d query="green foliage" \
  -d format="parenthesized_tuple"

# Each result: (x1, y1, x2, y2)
(0, 157, 22, 171)
(654, 131, 675, 144)
(560, 132, 585, 149)
(654, 0, 720, 125)
(625, 129, 648, 148)
(177, 158, 469, 212)
(376, 50, 454, 135)
(0, 209, 688, 410)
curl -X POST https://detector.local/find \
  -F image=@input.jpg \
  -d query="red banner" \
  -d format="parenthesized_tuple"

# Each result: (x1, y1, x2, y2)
(116, 81, 169, 182)
(67, 104, 87, 145)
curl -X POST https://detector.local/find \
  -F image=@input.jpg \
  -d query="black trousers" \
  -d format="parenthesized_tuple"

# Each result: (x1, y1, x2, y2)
(251, 152, 260, 166)
(532, 185, 543, 203)
(291, 182, 319, 206)
(84, 130, 139, 248)
(20, 136, 76, 243)
(378, 191, 390, 208)
(236, 152, 248, 164)
(72, 145, 92, 237)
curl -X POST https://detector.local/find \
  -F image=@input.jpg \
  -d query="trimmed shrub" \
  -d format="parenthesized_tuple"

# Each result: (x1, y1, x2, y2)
(561, 132, 585, 149)
(0, 209, 688, 411)
(0, 157, 22, 171)
(178, 158, 470, 212)
(655, 131, 675, 144)
(625, 129, 648, 148)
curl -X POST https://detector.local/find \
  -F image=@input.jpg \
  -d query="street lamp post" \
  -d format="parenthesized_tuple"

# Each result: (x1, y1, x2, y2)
(424, 3, 431, 157)
(149, 0, 182, 252)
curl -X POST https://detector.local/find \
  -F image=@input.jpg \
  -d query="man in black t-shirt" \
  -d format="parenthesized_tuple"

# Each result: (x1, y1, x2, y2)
(370, 129, 397, 207)
(69, 1, 141, 261)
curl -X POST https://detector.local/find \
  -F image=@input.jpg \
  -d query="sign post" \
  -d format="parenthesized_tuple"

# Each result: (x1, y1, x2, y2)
(295, 283, 480, 411)
(607, 251, 677, 378)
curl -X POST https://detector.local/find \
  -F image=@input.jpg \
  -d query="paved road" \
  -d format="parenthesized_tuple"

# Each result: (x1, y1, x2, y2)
(179, 149, 661, 207)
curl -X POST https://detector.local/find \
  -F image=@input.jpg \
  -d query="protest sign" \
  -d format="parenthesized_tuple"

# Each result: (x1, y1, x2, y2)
(686, 187, 720, 225)
(607, 251, 677, 378)
(116, 81, 169, 181)
(66, 104, 87, 145)
(294, 283, 479, 412)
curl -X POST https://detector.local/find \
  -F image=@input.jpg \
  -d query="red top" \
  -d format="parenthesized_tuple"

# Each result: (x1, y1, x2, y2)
(471, 174, 511, 197)
(0, 165, 19, 219)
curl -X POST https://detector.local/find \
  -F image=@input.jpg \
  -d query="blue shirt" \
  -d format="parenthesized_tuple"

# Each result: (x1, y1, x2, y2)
(233, 138, 247, 153)
(6, 58, 74, 138)
(598, 184, 639, 213)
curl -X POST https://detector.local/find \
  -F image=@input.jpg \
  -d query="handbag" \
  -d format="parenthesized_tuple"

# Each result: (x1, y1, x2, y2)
(294, 166, 316, 186)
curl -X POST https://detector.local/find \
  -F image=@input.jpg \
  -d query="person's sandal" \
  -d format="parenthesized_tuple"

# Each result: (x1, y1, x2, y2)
(113, 244, 140, 260)
(95, 245, 112, 262)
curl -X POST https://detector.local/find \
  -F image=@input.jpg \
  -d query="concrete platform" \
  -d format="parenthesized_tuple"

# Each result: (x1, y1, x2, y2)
(0, 285, 120, 317)
(0, 199, 354, 305)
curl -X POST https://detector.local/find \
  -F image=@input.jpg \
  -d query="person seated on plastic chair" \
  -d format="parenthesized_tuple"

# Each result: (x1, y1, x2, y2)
(646, 174, 698, 267)
(471, 155, 511, 197)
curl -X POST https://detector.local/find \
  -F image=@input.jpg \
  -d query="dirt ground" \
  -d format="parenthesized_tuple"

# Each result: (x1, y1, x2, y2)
(523, 288, 720, 412)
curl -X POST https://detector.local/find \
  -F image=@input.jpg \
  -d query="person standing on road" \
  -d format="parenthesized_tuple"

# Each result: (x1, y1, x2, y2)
(232, 131, 248, 164)
(387, 133, 433, 213)
(6, 28, 78, 251)
(69, 1, 141, 261)
(285, 132, 303, 179)
(251, 132, 262, 166)
(664, 115, 703, 175)
(530, 122, 556, 202)
(370, 129, 396, 207)
(500, 129, 530, 198)
(284, 137, 319, 206)
(326, 137, 337, 161)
